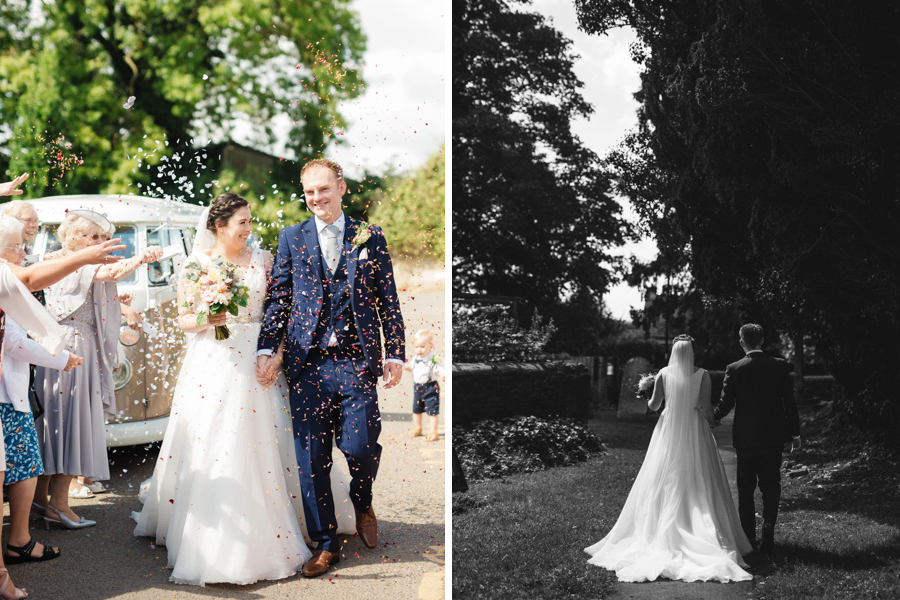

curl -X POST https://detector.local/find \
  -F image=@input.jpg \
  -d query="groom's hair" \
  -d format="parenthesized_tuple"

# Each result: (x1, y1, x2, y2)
(739, 323, 764, 348)
(301, 158, 343, 181)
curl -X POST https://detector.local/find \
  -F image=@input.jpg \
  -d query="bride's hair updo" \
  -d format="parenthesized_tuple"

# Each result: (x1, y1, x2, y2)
(207, 193, 249, 233)
(673, 334, 695, 346)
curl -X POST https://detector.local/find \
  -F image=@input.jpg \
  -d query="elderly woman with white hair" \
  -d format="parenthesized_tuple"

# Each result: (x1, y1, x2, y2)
(33, 210, 162, 530)
(0, 201, 39, 256)
(0, 174, 81, 600)
(0, 216, 83, 569)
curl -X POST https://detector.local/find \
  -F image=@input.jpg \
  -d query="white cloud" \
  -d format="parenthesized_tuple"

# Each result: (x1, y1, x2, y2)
(230, 0, 445, 180)
(526, 0, 657, 318)
(330, 0, 446, 178)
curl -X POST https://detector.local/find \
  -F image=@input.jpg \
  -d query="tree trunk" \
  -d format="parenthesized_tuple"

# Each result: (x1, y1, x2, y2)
(792, 329, 804, 400)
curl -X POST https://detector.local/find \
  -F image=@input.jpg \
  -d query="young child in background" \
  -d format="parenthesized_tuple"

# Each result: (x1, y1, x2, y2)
(406, 329, 444, 442)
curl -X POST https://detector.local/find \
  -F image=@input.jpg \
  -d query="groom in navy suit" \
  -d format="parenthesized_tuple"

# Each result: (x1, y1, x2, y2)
(257, 158, 405, 577)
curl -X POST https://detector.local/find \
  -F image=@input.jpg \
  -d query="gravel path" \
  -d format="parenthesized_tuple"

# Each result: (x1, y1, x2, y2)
(3, 273, 445, 600)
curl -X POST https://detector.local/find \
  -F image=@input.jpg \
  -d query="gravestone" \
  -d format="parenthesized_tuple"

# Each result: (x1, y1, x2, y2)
(617, 356, 652, 420)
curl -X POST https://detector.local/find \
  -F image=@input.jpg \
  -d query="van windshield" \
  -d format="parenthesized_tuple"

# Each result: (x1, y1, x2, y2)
(42, 225, 139, 285)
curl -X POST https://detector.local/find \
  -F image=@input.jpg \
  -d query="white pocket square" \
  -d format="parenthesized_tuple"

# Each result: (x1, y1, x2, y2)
(359, 248, 368, 260)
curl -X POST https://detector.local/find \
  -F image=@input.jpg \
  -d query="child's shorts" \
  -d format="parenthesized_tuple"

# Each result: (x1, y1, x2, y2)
(413, 381, 440, 416)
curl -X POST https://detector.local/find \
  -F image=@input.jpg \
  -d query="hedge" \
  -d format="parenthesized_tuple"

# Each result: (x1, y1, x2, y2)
(453, 361, 590, 425)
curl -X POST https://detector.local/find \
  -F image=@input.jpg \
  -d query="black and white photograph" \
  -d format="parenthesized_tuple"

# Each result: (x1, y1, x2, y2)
(452, 1, 900, 599)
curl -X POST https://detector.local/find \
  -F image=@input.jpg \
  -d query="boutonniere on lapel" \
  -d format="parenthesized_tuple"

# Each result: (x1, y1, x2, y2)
(353, 222, 373, 260)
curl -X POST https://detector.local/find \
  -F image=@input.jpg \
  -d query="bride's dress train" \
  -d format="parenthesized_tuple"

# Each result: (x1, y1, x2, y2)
(585, 365, 753, 583)
(133, 248, 354, 586)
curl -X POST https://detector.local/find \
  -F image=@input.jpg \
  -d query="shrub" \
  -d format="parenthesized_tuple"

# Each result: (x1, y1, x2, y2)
(453, 305, 556, 363)
(453, 415, 604, 485)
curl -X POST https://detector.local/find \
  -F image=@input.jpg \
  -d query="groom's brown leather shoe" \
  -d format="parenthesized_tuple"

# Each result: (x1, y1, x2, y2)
(301, 550, 340, 578)
(355, 507, 378, 549)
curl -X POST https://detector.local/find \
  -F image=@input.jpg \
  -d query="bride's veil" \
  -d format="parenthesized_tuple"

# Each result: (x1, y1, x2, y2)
(191, 206, 216, 254)
(664, 336, 697, 415)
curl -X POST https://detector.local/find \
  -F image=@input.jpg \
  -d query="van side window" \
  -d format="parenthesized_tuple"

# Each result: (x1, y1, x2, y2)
(147, 227, 175, 286)
(180, 228, 194, 254)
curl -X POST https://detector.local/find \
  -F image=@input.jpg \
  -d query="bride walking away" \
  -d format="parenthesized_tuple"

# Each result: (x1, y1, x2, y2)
(585, 335, 753, 582)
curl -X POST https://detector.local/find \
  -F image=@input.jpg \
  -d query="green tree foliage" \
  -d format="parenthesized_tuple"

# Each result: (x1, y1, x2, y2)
(0, 0, 365, 196)
(577, 0, 900, 438)
(453, 0, 629, 350)
(369, 147, 445, 262)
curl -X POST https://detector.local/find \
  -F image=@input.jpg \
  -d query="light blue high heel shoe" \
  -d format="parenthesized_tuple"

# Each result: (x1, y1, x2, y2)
(43, 505, 96, 530)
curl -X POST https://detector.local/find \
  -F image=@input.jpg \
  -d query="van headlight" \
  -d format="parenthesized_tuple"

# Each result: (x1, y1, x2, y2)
(112, 358, 133, 391)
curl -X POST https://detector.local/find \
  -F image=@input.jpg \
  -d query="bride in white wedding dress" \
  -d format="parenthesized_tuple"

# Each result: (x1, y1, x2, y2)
(133, 194, 353, 586)
(585, 335, 753, 583)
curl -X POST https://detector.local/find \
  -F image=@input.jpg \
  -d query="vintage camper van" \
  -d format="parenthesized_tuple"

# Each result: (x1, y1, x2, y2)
(29, 194, 204, 447)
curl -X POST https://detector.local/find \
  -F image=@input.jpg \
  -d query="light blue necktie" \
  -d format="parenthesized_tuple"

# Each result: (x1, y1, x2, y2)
(323, 225, 341, 275)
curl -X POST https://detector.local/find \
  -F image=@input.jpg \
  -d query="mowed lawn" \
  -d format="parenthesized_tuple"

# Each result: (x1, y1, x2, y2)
(452, 415, 653, 599)
(453, 409, 900, 600)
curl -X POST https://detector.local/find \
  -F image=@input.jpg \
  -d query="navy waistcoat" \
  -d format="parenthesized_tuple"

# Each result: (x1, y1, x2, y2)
(311, 250, 359, 350)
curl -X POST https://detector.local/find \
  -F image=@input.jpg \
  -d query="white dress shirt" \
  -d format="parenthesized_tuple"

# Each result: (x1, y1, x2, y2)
(410, 352, 445, 384)
(258, 214, 401, 367)
(1, 317, 70, 412)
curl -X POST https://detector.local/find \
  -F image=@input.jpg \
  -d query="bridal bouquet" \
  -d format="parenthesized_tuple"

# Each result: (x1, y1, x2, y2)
(181, 257, 250, 340)
(636, 373, 656, 400)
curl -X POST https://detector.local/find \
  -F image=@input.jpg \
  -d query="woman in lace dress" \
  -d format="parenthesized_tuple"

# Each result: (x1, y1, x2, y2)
(133, 193, 353, 586)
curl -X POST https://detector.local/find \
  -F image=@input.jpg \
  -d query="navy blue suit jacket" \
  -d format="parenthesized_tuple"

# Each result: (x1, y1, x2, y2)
(258, 215, 405, 380)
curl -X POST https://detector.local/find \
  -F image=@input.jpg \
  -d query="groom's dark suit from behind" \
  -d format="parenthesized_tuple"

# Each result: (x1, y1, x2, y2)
(714, 351, 800, 544)
(258, 214, 405, 553)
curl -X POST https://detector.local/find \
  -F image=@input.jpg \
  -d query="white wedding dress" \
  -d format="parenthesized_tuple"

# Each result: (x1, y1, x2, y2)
(133, 248, 354, 586)
(585, 343, 753, 583)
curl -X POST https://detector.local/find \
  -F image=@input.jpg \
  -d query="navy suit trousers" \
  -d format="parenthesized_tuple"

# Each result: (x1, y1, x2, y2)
(288, 348, 381, 553)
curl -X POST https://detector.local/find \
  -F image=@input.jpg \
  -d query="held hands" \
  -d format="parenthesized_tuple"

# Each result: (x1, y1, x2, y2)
(695, 405, 716, 426)
(256, 354, 278, 387)
(382, 362, 402, 389)
(64, 353, 83, 371)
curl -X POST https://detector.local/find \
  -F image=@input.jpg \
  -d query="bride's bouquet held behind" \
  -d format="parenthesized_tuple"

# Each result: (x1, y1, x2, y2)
(636, 373, 656, 400)
(181, 256, 250, 340)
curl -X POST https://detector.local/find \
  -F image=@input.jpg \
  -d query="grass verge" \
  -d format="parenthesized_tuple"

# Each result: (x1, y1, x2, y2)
(751, 413, 900, 600)
(452, 414, 652, 599)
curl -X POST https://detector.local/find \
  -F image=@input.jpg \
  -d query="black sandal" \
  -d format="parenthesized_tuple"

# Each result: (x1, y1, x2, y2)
(4, 538, 61, 564)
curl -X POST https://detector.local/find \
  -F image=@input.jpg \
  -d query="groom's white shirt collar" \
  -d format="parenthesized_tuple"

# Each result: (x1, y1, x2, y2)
(260, 211, 403, 368)
(314, 212, 346, 236)
(746, 349, 764, 355)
